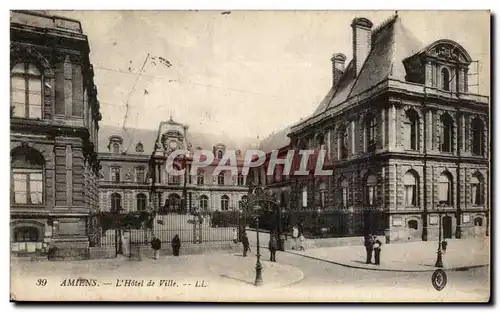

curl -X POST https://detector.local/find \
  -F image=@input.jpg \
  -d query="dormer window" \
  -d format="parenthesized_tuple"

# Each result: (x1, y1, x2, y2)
(441, 68, 450, 91)
(112, 143, 120, 154)
(217, 150, 223, 159)
(108, 135, 123, 154)
(135, 142, 144, 153)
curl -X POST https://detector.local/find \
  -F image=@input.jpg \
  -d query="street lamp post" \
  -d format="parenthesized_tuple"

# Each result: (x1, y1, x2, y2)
(254, 205, 263, 286)
(435, 204, 444, 268)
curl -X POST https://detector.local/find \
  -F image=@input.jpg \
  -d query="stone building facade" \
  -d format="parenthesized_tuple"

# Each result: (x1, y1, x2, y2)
(261, 14, 489, 243)
(98, 119, 256, 216)
(10, 11, 101, 257)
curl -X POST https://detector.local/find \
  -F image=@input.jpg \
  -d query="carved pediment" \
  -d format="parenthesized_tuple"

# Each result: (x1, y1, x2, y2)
(423, 40, 472, 64)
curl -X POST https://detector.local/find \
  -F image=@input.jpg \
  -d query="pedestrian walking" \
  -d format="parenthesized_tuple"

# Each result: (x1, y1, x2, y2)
(241, 232, 250, 257)
(151, 236, 161, 260)
(364, 234, 374, 264)
(292, 225, 299, 250)
(171, 234, 181, 256)
(373, 236, 382, 265)
(268, 233, 278, 262)
(233, 228, 238, 244)
(299, 233, 305, 251)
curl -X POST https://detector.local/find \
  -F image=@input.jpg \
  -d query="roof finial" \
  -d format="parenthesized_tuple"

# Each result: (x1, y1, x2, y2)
(169, 110, 173, 121)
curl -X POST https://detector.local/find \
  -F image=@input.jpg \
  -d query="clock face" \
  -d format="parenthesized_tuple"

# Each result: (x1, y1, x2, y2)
(168, 140, 178, 149)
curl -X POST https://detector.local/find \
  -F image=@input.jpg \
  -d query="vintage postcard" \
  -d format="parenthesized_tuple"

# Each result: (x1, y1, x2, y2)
(9, 9, 490, 302)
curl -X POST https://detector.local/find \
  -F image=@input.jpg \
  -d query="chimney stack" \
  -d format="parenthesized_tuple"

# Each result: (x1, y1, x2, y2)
(351, 17, 373, 77)
(331, 53, 347, 87)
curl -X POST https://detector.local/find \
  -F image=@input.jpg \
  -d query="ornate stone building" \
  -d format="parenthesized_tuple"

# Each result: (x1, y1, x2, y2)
(98, 118, 257, 216)
(263, 14, 489, 242)
(10, 11, 101, 257)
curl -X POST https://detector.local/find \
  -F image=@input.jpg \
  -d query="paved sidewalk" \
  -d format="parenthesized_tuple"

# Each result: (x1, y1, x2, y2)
(286, 237, 490, 272)
(11, 252, 304, 289)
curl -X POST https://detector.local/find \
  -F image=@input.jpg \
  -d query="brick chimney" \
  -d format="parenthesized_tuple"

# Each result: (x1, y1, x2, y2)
(331, 53, 346, 87)
(351, 17, 373, 77)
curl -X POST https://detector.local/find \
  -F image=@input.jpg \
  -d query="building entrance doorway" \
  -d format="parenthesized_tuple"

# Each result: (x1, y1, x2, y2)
(442, 216, 453, 239)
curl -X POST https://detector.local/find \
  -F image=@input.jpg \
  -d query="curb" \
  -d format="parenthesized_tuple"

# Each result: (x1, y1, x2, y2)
(283, 250, 489, 273)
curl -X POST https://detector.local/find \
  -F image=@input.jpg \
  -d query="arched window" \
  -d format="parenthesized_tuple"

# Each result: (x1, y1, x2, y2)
(218, 171, 225, 185)
(11, 146, 45, 205)
(340, 178, 349, 207)
(217, 150, 223, 159)
(221, 195, 229, 211)
(135, 142, 144, 153)
(197, 170, 205, 185)
(338, 125, 348, 160)
(110, 167, 120, 182)
(13, 227, 39, 242)
(438, 172, 453, 206)
(301, 186, 308, 209)
(365, 174, 377, 205)
(441, 68, 450, 91)
(474, 217, 483, 226)
(319, 182, 327, 208)
(11, 63, 42, 119)
(316, 133, 325, 150)
(111, 193, 122, 213)
(440, 113, 454, 153)
(112, 143, 120, 154)
(168, 193, 181, 213)
(199, 195, 209, 211)
(405, 109, 419, 150)
(135, 167, 145, 183)
(471, 118, 485, 156)
(404, 171, 418, 207)
(471, 172, 484, 206)
(169, 164, 181, 185)
(408, 220, 418, 230)
(365, 114, 377, 153)
(136, 193, 147, 211)
(237, 173, 245, 186)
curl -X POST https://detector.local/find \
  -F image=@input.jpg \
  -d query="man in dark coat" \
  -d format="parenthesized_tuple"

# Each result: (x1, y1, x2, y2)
(268, 233, 278, 262)
(171, 234, 181, 256)
(151, 236, 161, 260)
(364, 234, 374, 264)
(373, 236, 382, 265)
(241, 232, 250, 257)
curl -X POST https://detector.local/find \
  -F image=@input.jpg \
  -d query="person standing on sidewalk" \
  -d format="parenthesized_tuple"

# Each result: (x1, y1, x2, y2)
(241, 232, 250, 257)
(151, 236, 161, 260)
(364, 234, 374, 264)
(171, 234, 181, 256)
(299, 233, 306, 251)
(292, 225, 299, 250)
(373, 236, 382, 265)
(268, 233, 278, 262)
(233, 228, 238, 244)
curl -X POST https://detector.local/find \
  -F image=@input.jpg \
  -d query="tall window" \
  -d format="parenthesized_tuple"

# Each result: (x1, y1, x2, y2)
(136, 193, 147, 211)
(111, 193, 122, 213)
(404, 171, 418, 207)
(197, 170, 205, 185)
(199, 195, 209, 211)
(112, 143, 120, 154)
(405, 109, 419, 150)
(11, 63, 42, 119)
(441, 68, 450, 91)
(365, 174, 377, 205)
(217, 150, 223, 159)
(441, 113, 454, 153)
(218, 171, 225, 185)
(365, 114, 377, 153)
(169, 165, 181, 185)
(439, 172, 453, 206)
(316, 134, 325, 150)
(237, 173, 245, 186)
(340, 178, 349, 207)
(338, 126, 348, 160)
(319, 182, 327, 208)
(110, 167, 120, 182)
(11, 146, 45, 205)
(135, 167, 145, 183)
(471, 173, 484, 206)
(471, 118, 485, 156)
(221, 195, 229, 211)
(168, 193, 181, 213)
(301, 186, 308, 209)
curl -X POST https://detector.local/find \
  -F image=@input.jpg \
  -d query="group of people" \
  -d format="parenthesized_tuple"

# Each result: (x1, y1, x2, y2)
(150, 234, 181, 259)
(364, 234, 382, 265)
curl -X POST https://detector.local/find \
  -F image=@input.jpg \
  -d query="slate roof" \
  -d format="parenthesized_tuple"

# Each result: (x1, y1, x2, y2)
(258, 126, 292, 154)
(312, 14, 424, 115)
(97, 124, 259, 155)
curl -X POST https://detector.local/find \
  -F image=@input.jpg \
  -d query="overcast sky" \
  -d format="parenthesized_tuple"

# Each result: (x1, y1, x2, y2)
(49, 10, 490, 140)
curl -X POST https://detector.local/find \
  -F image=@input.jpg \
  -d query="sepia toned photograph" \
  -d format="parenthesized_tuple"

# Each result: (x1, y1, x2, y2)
(9, 9, 491, 302)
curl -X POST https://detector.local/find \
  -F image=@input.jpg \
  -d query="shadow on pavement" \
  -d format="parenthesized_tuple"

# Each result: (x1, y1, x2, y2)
(219, 274, 255, 286)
